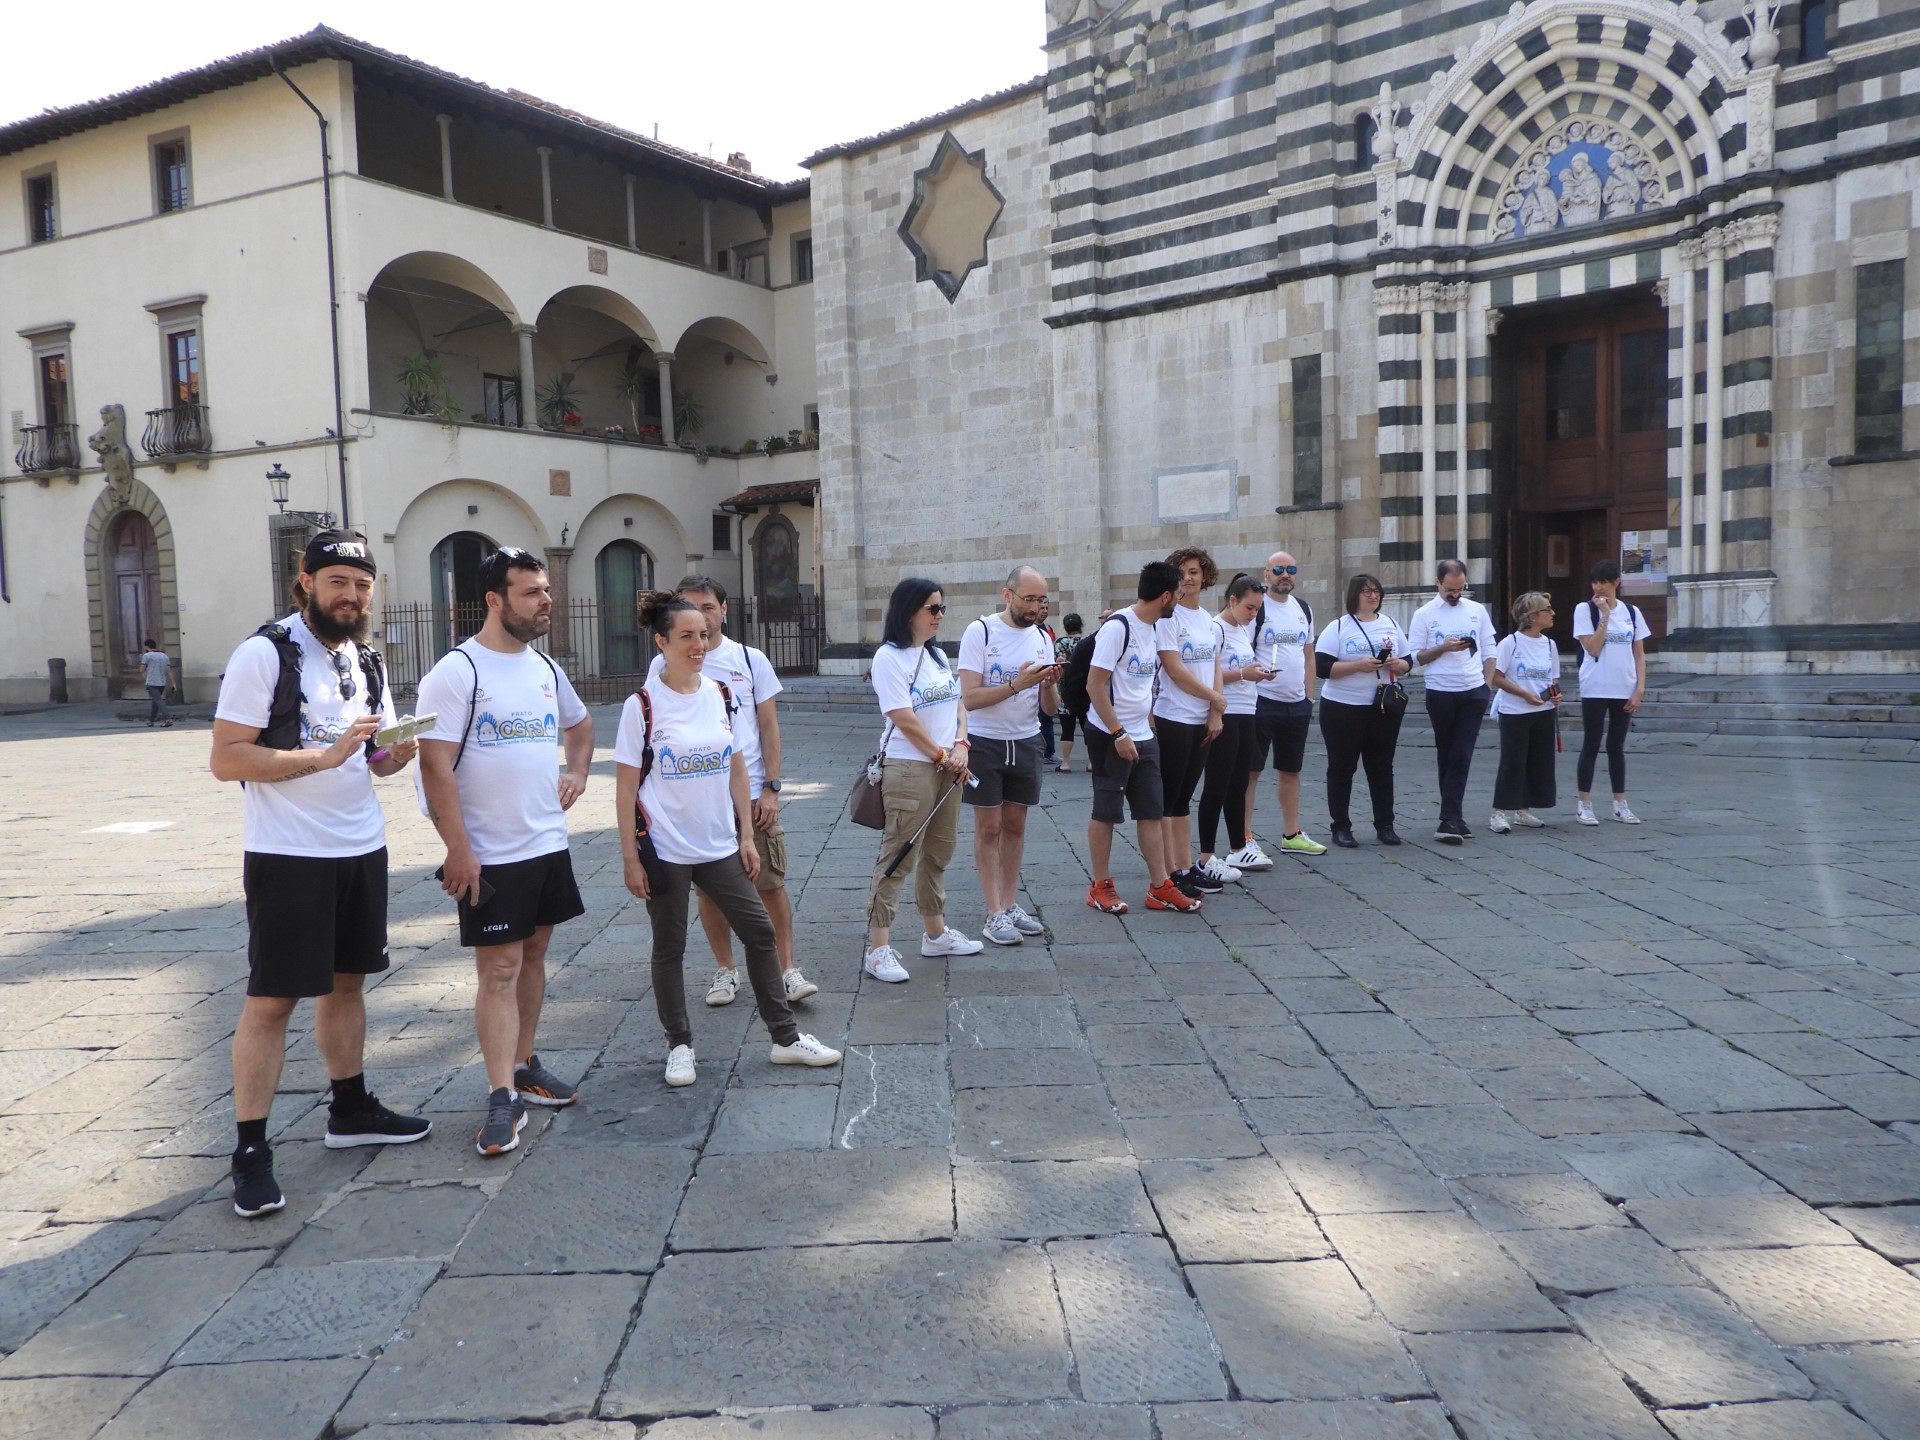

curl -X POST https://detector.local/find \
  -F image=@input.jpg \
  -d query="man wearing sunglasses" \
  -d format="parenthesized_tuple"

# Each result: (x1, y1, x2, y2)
(417, 546, 594, 1157)
(1248, 551, 1327, 857)
(210, 531, 431, 1220)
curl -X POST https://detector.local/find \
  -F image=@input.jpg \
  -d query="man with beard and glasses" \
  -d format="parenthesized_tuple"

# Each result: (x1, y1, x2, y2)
(416, 547, 594, 1156)
(958, 564, 1061, 946)
(210, 531, 432, 1219)
(1409, 558, 1497, 844)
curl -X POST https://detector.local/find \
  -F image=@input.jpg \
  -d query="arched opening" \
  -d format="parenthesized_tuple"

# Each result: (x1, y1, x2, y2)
(596, 539, 654, 675)
(366, 254, 519, 425)
(108, 512, 161, 692)
(533, 288, 660, 438)
(669, 317, 776, 452)
(431, 529, 496, 649)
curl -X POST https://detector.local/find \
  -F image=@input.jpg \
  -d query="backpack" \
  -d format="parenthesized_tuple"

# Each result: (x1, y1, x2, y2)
(631, 678, 734, 849)
(1259, 595, 1312, 650)
(411, 643, 564, 818)
(1058, 612, 1134, 721)
(252, 622, 385, 752)
(1587, 600, 1640, 635)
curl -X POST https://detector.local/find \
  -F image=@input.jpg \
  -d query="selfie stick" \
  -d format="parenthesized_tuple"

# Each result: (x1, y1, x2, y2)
(881, 769, 968, 879)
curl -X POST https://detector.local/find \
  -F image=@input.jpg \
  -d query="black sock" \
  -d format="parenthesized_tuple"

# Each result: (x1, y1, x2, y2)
(235, 1117, 268, 1150)
(330, 1073, 368, 1113)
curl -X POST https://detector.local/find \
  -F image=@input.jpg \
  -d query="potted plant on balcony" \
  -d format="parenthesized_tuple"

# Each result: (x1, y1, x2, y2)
(764, 434, 790, 453)
(639, 424, 663, 444)
(672, 389, 704, 440)
(397, 352, 459, 426)
(740, 437, 761, 454)
(613, 357, 652, 434)
(537, 372, 585, 432)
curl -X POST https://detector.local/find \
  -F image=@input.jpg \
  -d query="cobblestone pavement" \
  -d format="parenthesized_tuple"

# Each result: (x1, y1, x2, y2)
(4, 705, 1920, 1439)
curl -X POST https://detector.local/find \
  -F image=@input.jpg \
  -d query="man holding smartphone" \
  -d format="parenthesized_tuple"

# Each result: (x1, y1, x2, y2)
(958, 565, 1061, 946)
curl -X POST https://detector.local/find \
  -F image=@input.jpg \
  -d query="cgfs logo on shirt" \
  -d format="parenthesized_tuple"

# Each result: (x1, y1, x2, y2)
(909, 671, 958, 711)
(656, 742, 733, 778)
(474, 711, 559, 745)
(1179, 636, 1217, 665)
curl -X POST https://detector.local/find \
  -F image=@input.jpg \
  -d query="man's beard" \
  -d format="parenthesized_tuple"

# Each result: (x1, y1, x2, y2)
(1008, 608, 1036, 628)
(306, 594, 370, 644)
(501, 608, 551, 644)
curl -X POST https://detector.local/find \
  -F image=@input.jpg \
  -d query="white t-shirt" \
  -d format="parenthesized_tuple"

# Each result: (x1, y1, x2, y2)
(214, 613, 397, 858)
(416, 640, 589, 865)
(1215, 616, 1259, 716)
(1571, 600, 1651, 699)
(1153, 603, 1219, 725)
(1316, 613, 1411, 707)
(957, 612, 1054, 741)
(616, 676, 740, 866)
(141, 650, 171, 687)
(648, 637, 782, 791)
(871, 643, 960, 761)
(1254, 595, 1313, 704)
(1087, 610, 1159, 742)
(1408, 595, 1498, 692)
(1493, 632, 1561, 716)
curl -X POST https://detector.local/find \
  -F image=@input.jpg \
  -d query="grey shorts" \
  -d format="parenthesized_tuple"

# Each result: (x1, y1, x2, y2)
(964, 734, 1044, 808)
(1084, 727, 1165, 826)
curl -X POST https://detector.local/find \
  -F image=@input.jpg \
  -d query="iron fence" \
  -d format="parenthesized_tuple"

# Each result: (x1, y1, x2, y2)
(743, 594, 824, 674)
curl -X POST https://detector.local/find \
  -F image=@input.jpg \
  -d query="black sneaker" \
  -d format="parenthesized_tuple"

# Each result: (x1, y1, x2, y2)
(1376, 826, 1404, 846)
(1178, 867, 1225, 896)
(1435, 818, 1464, 845)
(231, 1143, 286, 1219)
(474, 1087, 527, 1157)
(325, 1094, 433, 1149)
(513, 1054, 580, 1108)
(1172, 872, 1209, 900)
(1455, 819, 1473, 839)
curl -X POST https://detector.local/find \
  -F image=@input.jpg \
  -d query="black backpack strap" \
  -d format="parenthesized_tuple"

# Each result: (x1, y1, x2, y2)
(450, 648, 481, 772)
(1300, 597, 1312, 629)
(254, 623, 305, 751)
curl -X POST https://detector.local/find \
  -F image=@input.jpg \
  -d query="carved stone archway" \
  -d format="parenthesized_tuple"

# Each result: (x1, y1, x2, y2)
(83, 477, 178, 699)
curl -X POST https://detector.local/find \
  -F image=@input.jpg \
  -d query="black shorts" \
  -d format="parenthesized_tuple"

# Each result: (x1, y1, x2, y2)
(244, 848, 390, 999)
(1084, 726, 1165, 826)
(1254, 697, 1314, 774)
(458, 849, 586, 948)
(964, 734, 1044, 808)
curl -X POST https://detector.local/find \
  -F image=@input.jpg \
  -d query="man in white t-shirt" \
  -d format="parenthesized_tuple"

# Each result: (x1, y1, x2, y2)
(1409, 560, 1498, 844)
(647, 576, 817, 1009)
(1247, 549, 1326, 858)
(210, 531, 431, 1220)
(141, 639, 175, 727)
(1084, 560, 1199, 915)
(417, 547, 594, 1159)
(959, 565, 1062, 947)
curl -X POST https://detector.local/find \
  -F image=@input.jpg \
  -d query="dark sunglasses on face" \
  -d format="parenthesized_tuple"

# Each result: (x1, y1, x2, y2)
(924, 603, 948, 615)
(330, 646, 357, 700)
(1270, 565, 1298, 576)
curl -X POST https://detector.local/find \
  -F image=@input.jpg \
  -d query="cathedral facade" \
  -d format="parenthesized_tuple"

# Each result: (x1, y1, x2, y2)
(810, 0, 1920, 672)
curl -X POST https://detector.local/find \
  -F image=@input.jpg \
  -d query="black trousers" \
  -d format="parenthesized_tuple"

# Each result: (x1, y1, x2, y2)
(1320, 697, 1403, 829)
(1493, 710, 1558, 811)
(1426, 686, 1490, 823)
(1577, 697, 1632, 795)
(1156, 718, 1210, 819)
(1197, 712, 1258, 853)
(647, 855, 796, 1049)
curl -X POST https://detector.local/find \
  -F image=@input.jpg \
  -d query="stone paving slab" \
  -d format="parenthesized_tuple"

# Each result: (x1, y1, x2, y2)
(0, 1374, 144, 1440)
(1656, 1401, 1886, 1440)
(0, 1249, 263, 1377)
(1566, 1284, 1818, 1405)
(453, 1142, 692, 1274)
(955, 1159, 1157, 1240)
(1409, 1332, 1671, 1440)
(0, 1220, 158, 1350)
(1185, 1260, 1424, 1402)
(1792, 1342, 1920, 1440)
(1141, 1158, 1327, 1262)
(176, 1257, 442, 1363)
(670, 1148, 951, 1249)
(639, 1414, 927, 1439)
(1321, 1210, 1567, 1332)
(1686, 1246, 1920, 1345)
(937, 1403, 1149, 1439)
(1153, 1400, 1455, 1440)
(1049, 1235, 1227, 1402)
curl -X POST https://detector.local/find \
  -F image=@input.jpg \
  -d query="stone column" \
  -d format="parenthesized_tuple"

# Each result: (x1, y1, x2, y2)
(624, 174, 637, 249)
(1673, 243, 1701, 577)
(1447, 284, 1470, 565)
(1418, 282, 1439, 576)
(537, 146, 555, 229)
(515, 325, 537, 429)
(1703, 227, 1728, 573)
(544, 545, 575, 660)
(701, 199, 714, 270)
(655, 353, 675, 445)
(436, 114, 454, 201)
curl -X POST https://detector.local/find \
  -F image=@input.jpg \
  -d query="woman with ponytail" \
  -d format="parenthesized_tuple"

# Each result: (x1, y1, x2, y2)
(1194, 573, 1274, 882)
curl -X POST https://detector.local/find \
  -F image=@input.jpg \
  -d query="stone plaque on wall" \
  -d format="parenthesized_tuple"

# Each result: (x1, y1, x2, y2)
(1154, 465, 1237, 524)
(587, 247, 608, 274)
(549, 469, 571, 496)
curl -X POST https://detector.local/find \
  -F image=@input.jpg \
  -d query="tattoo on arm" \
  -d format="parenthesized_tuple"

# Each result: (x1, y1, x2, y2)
(267, 764, 320, 783)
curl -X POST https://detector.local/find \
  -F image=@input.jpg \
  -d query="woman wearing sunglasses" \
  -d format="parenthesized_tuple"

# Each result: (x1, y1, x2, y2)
(862, 578, 982, 984)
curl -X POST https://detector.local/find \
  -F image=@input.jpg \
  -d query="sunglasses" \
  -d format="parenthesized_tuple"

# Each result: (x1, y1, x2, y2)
(478, 545, 534, 591)
(924, 603, 948, 615)
(330, 646, 357, 701)
(1269, 565, 1298, 576)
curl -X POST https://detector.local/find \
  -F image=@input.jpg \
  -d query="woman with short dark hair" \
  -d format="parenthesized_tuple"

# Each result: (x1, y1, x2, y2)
(1572, 559, 1650, 824)
(1195, 573, 1273, 879)
(1314, 573, 1413, 847)
(1048, 613, 1084, 773)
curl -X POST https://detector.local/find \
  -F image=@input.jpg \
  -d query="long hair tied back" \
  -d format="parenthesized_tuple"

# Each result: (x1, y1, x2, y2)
(638, 589, 701, 638)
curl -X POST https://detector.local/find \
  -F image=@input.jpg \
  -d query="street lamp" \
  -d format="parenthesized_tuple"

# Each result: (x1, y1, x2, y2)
(266, 463, 291, 514)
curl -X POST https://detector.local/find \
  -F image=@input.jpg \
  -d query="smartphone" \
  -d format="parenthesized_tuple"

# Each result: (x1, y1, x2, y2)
(433, 865, 496, 907)
(374, 712, 439, 750)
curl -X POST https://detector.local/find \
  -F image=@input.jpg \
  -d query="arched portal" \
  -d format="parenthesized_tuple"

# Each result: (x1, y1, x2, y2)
(83, 478, 178, 700)
(595, 539, 654, 675)
(109, 513, 162, 686)
(430, 529, 496, 649)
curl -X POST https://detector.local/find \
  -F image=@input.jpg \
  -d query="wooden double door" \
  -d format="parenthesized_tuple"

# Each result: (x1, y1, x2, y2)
(1497, 292, 1670, 643)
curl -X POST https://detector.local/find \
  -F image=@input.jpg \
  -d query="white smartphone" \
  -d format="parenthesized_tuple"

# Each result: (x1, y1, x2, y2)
(373, 712, 438, 750)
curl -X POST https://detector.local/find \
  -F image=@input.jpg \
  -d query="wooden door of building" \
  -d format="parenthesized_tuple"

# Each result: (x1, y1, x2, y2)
(109, 512, 161, 697)
(1502, 293, 1670, 643)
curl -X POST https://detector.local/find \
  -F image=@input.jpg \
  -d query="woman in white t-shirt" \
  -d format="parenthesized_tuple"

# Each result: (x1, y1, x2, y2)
(1314, 573, 1414, 848)
(1154, 547, 1228, 894)
(616, 594, 840, 1088)
(1488, 591, 1561, 834)
(862, 577, 981, 984)
(1195, 573, 1275, 881)
(1570, 559, 1651, 825)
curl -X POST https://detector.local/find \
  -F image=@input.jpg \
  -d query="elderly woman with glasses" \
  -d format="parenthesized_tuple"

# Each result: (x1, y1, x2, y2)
(1488, 590, 1562, 833)
(861, 577, 982, 985)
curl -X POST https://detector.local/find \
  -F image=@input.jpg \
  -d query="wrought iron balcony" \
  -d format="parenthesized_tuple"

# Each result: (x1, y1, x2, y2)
(15, 423, 78, 474)
(142, 404, 211, 458)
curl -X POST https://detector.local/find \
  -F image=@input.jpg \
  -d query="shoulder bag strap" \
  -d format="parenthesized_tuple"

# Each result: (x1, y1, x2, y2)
(875, 647, 928, 758)
(451, 648, 481, 772)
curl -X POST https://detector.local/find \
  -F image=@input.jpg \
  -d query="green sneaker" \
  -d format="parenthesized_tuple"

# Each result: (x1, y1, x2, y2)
(1280, 831, 1328, 856)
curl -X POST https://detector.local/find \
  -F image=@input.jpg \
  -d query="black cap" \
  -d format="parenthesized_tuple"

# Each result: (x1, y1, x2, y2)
(302, 530, 376, 577)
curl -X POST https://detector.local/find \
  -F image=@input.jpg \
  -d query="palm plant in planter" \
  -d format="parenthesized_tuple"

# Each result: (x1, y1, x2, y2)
(397, 352, 459, 425)
(537, 372, 585, 432)
(613, 358, 652, 435)
(672, 388, 704, 440)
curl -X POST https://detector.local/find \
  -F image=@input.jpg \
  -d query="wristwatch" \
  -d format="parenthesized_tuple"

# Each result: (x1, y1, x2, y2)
(764, 779, 783, 794)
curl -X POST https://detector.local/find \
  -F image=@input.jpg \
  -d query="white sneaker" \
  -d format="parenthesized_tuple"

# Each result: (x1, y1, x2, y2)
(703, 968, 738, 1007)
(1576, 801, 1599, 826)
(1613, 801, 1641, 824)
(920, 927, 984, 957)
(1196, 856, 1243, 885)
(863, 945, 911, 983)
(770, 1033, 842, 1067)
(1516, 809, 1546, 828)
(782, 967, 819, 1002)
(664, 1045, 696, 1087)
(982, 911, 1024, 947)
(1005, 904, 1047, 936)
(1488, 811, 1513, 834)
(1225, 844, 1273, 872)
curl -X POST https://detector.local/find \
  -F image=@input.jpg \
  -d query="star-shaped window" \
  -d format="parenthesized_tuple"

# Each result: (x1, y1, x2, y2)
(897, 132, 1006, 303)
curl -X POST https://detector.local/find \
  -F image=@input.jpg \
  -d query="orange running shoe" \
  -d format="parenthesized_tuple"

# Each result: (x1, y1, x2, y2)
(1145, 879, 1203, 912)
(1085, 877, 1129, 914)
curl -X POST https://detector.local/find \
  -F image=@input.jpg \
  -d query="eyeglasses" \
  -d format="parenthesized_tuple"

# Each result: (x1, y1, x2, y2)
(478, 545, 534, 591)
(1270, 565, 1298, 576)
(924, 603, 948, 615)
(330, 646, 356, 701)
